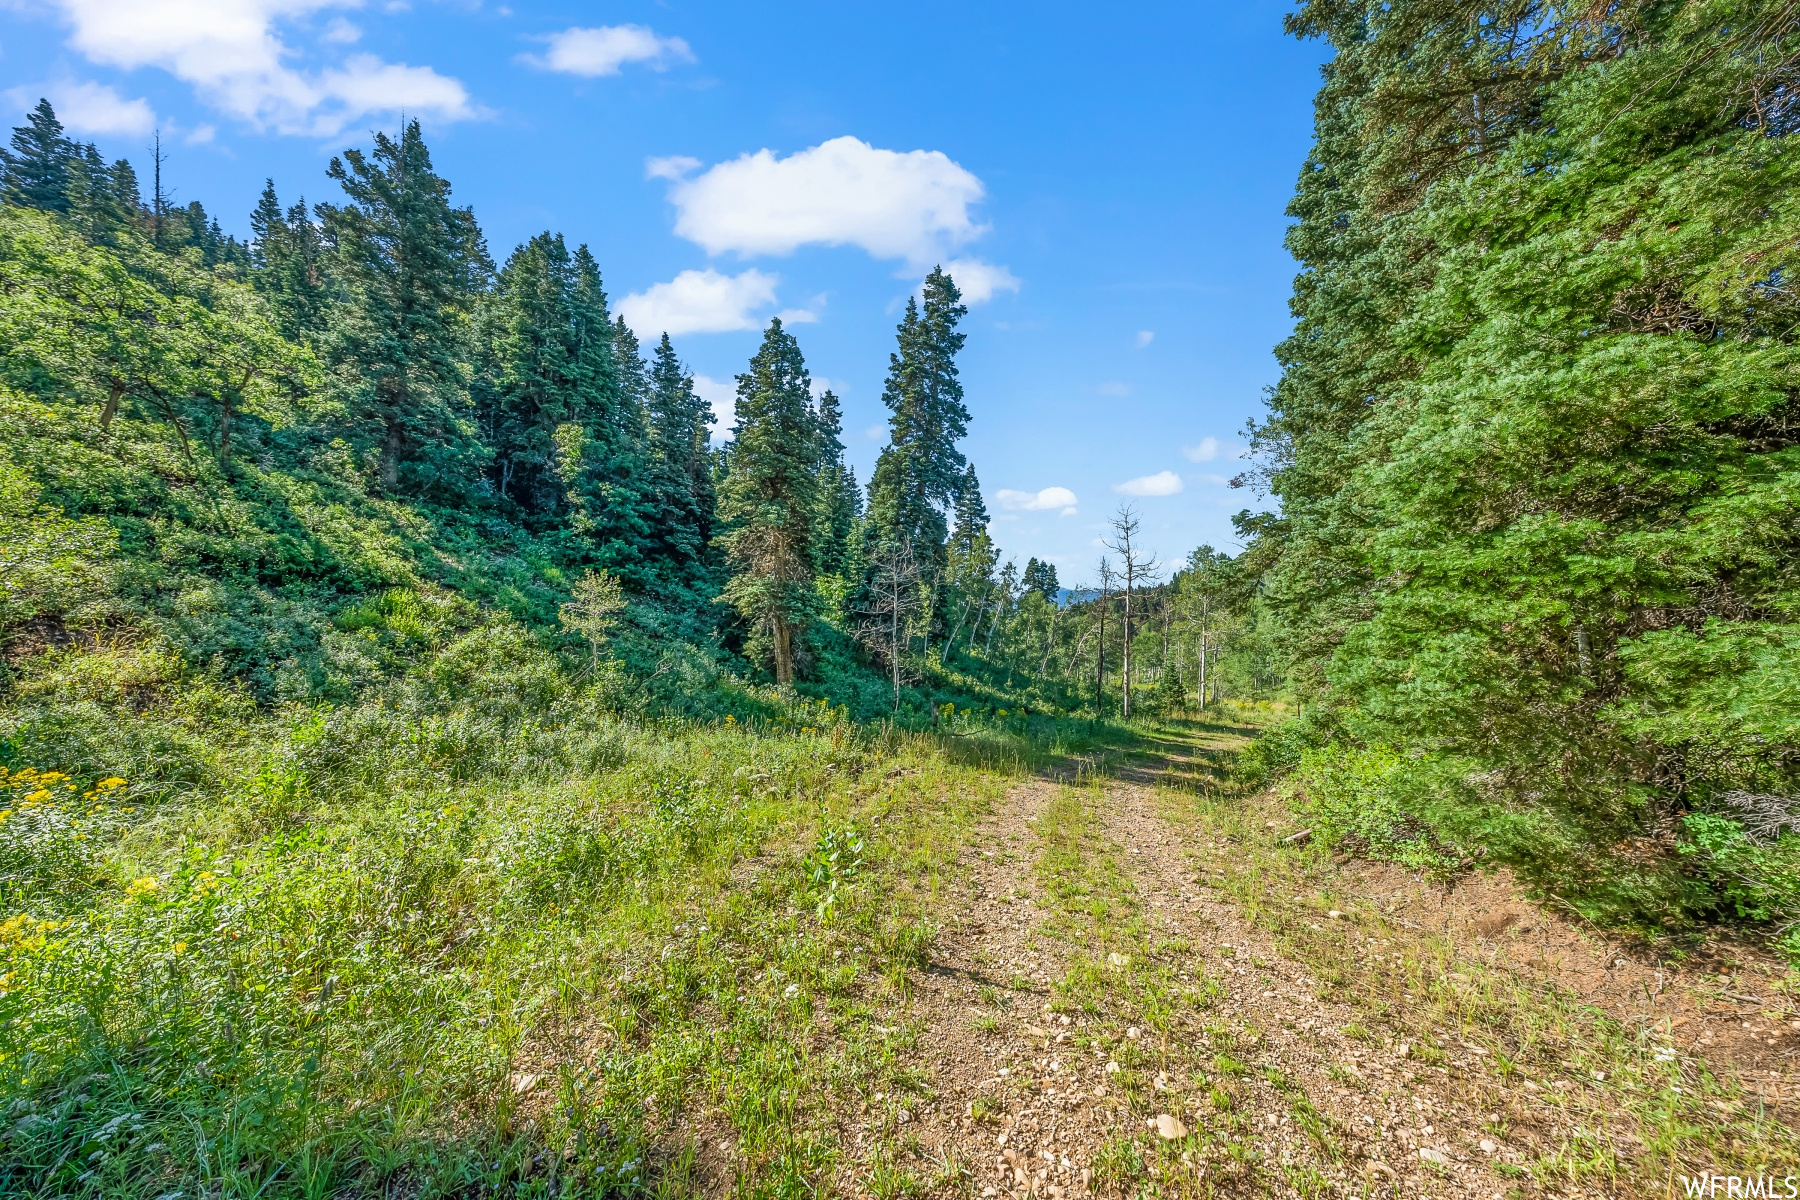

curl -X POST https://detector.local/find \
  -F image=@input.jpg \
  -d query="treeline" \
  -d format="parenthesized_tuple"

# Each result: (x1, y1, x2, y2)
(0, 99, 1077, 717)
(1244, 0, 1800, 950)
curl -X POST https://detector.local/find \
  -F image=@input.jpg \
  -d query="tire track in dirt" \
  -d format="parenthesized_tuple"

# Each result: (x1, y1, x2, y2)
(1092, 779, 1521, 1198)
(855, 772, 1528, 1199)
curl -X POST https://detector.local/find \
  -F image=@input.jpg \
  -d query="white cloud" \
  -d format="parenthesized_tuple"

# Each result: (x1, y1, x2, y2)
(942, 258, 1020, 305)
(1183, 436, 1220, 462)
(645, 154, 701, 181)
(996, 486, 1078, 517)
(1114, 470, 1184, 497)
(1098, 381, 1131, 397)
(322, 16, 360, 43)
(863, 423, 885, 441)
(523, 24, 694, 77)
(1135, 330, 1154, 348)
(692, 374, 736, 445)
(616, 268, 780, 338)
(9, 79, 155, 135)
(46, 0, 475, 137)
(660, 136, 988, 266)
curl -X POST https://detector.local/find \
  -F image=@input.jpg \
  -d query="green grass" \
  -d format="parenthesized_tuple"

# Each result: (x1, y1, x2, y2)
(0, 625, 1079, 1198)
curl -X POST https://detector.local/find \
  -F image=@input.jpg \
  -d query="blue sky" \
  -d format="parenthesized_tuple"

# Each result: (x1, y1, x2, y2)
(0, 1, 1326, 585)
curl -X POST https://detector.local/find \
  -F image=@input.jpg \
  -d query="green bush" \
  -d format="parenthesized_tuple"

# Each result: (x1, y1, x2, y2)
(1681, 814, 1800, 963)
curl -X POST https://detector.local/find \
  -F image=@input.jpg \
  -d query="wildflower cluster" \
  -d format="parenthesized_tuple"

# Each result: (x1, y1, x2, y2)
(0, 767, 129, 903)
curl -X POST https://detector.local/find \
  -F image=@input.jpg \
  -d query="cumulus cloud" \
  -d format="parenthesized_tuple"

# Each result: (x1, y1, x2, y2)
(692, 374, 736, 444)
(996, 486, 1079, 517)
(942, 258, 1020, 305)
(46, 0, 475, 137)
(616, 268, 781, 338)
(522, 25, 694, 77)
(658, 136, 988, 265)
(9, 79, 155, 135)
(1182, 436, 1220, 462)
(1135, 330, 1154, 348)
(1114, 470, 1184, 497)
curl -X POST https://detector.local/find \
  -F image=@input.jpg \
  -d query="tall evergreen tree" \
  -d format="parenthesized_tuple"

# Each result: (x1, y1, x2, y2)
(250, 182, 330, 339)
(948, 464, 989, 563)
(717, 318, 820, 685)
(863, 267, 971, 567)
(316, 120, 491, 493)
(612, 317, 648, 417)
(475, 233, 649, 568)
(1, 100, 73, 212)
(644, 331, 716, 580)
(1247, 0, 1800, 935)
(813, 387, 859, 576)
(64, 143, 124, 242)
(1022, 557, 1059, 603)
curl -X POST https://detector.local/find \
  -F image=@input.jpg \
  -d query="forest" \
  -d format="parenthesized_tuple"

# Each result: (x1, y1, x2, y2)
(1, 0, 1797, 1195)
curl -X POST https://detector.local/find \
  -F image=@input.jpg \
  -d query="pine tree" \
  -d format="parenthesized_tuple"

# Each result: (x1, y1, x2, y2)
(645, 332, 716, 581)
(717, 318, 820, 685)
(107, 158, 142, 223)
(1022, 558, 1059, 603)
(612, 317, 648, 417)
(249, 182, 330, 338)
(316, 120, 491, 493)
(1, 100, 73, 213)
(948, 464, 988, 563)
(63, 143, 123, 242)
(813, 387, 859, 576)
(476, 233, 649, 568)
(864, 267, 971, 568)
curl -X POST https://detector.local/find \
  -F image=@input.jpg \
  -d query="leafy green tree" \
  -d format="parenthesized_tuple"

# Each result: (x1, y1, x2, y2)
(560, 568, 627, 668)
(316, 120, 491, 494)
(0, 206, 310, 456)
(716, 318, 820, 685)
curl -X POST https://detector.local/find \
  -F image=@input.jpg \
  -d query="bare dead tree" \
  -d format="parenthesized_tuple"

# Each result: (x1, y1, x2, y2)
(1095, 557, 1115, 714)
(855, 537, 924, 712)
(1104, 505, 1160, 719)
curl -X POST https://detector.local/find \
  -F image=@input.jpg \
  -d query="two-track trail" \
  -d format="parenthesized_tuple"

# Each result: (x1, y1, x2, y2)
(837, 721, 1798, 1200)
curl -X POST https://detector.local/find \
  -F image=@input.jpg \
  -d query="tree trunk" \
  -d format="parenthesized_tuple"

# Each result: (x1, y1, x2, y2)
(1096, 604, 1106, 713)
(891, 601, 901, 710)
(100, 378, 123, 431)
(217, 393, 235, 471)
(382, 419, 404, 490)
(773, 618, 794, 686)
(1121, 583, 1133, 718)
(943, 598, 971, 663)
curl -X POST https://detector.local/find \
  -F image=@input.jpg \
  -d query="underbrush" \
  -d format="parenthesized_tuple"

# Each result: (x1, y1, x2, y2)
(0, 614, 1063, 1198)
(1261, 726, 1785, 959)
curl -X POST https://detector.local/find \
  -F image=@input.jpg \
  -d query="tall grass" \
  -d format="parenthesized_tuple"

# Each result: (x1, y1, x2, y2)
(0, 599, 1083, 1198)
